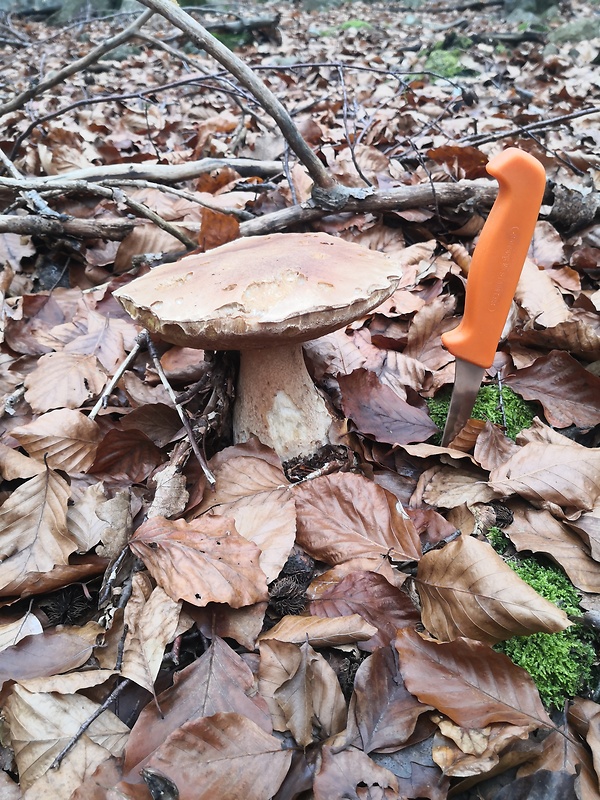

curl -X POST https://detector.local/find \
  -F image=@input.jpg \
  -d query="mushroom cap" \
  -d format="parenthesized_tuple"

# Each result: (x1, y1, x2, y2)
(114, 232, 402, 349)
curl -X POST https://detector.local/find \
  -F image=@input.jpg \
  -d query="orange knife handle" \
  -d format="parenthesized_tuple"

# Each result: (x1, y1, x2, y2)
(441, 148, 546, 369)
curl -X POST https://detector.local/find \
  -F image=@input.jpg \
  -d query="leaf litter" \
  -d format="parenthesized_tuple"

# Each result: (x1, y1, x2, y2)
(0, 0, 599, 797)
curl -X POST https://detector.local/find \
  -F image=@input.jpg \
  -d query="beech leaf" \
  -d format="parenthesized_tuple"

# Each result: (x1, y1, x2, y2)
(395, 628, 552, 730)
(416, 535, 570, 643)
(313, 745, 399, 800)
(24, 352, 106, 412)
(259, 614, 377, 647)
(129, 516, 268, 608)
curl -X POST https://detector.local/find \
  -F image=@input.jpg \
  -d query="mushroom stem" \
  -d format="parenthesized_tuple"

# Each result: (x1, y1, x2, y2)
(233, 343, 333, 462)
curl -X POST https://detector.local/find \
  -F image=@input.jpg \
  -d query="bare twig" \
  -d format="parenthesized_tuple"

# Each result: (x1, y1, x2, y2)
(0, 147, 65, 218)
(50, 679, 131, 770)
(458, 106, 600, 146)
(143, 332, 215, 487)
(89, 333, 146, 421)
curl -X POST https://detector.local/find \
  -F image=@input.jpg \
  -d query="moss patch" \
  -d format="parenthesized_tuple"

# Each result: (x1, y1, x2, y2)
(426, 384, 535, 442)
(491, 551, 596, 708)
(424, 49, 465, 78)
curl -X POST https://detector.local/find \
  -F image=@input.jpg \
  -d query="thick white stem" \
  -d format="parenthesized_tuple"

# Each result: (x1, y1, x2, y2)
(233, 344, 333, 462)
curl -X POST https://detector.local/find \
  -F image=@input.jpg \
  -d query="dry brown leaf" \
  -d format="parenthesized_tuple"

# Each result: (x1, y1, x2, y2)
(432, 721, 532, 778)
(18, 669, 116, 694)
(512, 308, 600, 362)
(11, 408, 102, 473)
(258, 640, 303, 732)
(515, 258, 570, 328)
(147, 463, 188, 519)
(308, 570, 420, 650)
(403, 294, 457, 370)
(313, 746, 399, 800)
(66, 482, 109, 552)
(0, 629, 95, 689)
(416, 535, 570, 643)
(120, 575, 182, 693)
(345, 645, 431, 753)
(125, 712, 292, 800)
(0, 469, 75, 591)
(395, 628, 552, 730)
(89, 428, 163, 483)
(4, 684, 128, 791)
(303, 327, 369, 382)
(472, 422, 521, 472)
(506, 502, 600, 593)
(0, 613, 42, 652)
(94, 489, 132, 560)
(422, 466, 499, 509)
(120, 403, 182, 447)
(192, 601, 267, 651)
(274, 640, 346, 747)
(528, 221, 566, 268)
(505, 351, 600, 429)
(0, 772, 20, 800)
(198, 206, 240, 250)
(338, 368, 438, 445)
(0, 443, 45, 480)
(568, 698, 600, 792)
(129, 515, 268, 608)
(294, 472, 421, 565)
(124, 636, 271, 775)
(259, 614, 377, 648)
(24, 352, 106, 412)
(568, 505, 600, 562)
(488, 440, 600, 513)
(0, 556, 108, 599)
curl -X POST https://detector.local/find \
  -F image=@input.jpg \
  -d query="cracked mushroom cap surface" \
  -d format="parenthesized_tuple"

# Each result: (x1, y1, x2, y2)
(114, 232, 403, 349)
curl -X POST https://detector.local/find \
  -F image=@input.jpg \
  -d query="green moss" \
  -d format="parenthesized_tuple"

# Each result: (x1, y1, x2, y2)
(493, 556, 596, 708)
(487, 526, 510, 554)
(425, 384, 535, 443)
(424, 49, 464, 78)
(340, 18, 373, 30)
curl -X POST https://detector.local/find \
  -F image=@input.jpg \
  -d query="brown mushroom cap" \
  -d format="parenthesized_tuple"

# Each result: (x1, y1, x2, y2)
(114, 232, 402, 349)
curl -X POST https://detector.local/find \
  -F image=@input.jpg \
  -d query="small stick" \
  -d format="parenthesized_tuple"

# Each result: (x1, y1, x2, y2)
(143, 332, 215, 487)
(89, 334, 145, 420)
(50, 679, 131, 770)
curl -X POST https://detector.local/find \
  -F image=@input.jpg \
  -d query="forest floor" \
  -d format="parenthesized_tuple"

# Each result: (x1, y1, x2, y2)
(0, 0, 599, 798)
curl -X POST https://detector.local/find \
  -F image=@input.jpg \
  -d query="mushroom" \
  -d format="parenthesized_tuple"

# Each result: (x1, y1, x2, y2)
(114, 232, 409, 462)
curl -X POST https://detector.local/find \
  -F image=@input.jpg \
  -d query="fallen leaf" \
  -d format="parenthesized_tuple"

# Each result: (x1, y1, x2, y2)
(4, 683, 128, 791)
(338, 368, 438, 444)
(294, 472, 421, 564)
(67, 482, 110, 552)
(0, 443, 45, 480)
(89, 428, 163, 483)
(403, 294, 456, 370)
(147, 463, 188, 519)
(512, 308, 600, 362)
(422, 466, 499, 508)
(124, 637, 271, 775)
(395, 627, 552, 729)
(0, 613, 42, 652)
(120, 403, 183, 447)
(0, 469, 75, 592)
(129, 516, 268, 608)
(416, 535, 570, 643)
(345, 645, 431, 753)
(308, 570, 420, 650)
(567, 505, 600, 562)
(515, 258, 570, 328)
(432, 721, 533, 778)
(11, 408, 102, 473)
(192, 601, 268, 651)
(274, 640, 346, 746)
(473, 422, 520, 472)
(504, 351, 600, 429)
(259, 614, 377, 647)
(128, 713, 292, 800)
(313, 745, 399, 800)
(528, 221, 566, 268)
(488, 441, 600, 513)
(24, 352, 106, 412)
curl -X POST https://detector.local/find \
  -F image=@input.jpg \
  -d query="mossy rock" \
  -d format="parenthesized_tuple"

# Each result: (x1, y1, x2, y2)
(549, 18, 600, 42)
(424, 49, 466, 78)
(426, 384, 536, 443)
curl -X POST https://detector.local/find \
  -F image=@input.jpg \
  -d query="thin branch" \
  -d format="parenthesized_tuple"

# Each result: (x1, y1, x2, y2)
(458, 106, 600, 146)
(0, 9, 154, 119)
(0, 215, 134, 239)
(89, 334, 146, 421)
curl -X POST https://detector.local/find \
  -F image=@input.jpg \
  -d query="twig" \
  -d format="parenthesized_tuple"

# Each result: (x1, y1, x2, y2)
(0, 147, 65, 218)
(0, 215, 134, 239)
(143, 332, 215, 487)
(50, 679, 131, 770)
(458, 106, 600, 146)
(1, 386, 25, 418)
(0, 9, 155, 118)
(89, 333, 146, 420)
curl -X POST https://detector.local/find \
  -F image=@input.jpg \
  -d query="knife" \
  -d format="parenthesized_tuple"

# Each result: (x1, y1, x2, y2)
(440, 148, 546, 447)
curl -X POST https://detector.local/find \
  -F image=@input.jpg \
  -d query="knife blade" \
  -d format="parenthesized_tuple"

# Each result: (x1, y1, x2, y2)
(440, 148, 546, 447)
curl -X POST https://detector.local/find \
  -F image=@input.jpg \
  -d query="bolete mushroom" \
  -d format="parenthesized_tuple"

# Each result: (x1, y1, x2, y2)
(114, 232, 410, 462)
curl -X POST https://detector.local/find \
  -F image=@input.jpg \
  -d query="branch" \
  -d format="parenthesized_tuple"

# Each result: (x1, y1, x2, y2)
(0, 215, 135, 239)
(0, 9, 154, 119)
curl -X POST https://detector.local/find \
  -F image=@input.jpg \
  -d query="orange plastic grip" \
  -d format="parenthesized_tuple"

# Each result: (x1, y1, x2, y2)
(441, 148, 546, 369)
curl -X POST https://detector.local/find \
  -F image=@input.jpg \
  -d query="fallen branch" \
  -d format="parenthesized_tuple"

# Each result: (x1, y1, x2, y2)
(0, 215, 135, 239)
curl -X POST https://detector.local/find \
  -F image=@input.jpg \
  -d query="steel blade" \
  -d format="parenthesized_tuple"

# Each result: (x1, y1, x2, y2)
(441, 358, 486, 447)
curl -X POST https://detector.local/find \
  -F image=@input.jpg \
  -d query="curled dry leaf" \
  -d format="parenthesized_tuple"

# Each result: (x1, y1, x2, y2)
(313, 745, 399, 800)
(294, 472, 421, 565)
(395, 627, 552, 730)
(120, 403, 183, 448)
(89, 428, 163, 484)
(147, 463, 189, 520)
(0, 443, 45, 480)
(0, 556, 108, 599)
(0, 613, 42, 653)
(124, 636, 271, 775)
(515, 258, 570, 328)
(274, 640, 347, 747)
(338, 368, 439, 445)
(488, 441, 600, 514)
(345, 645, 431, 753)
(66, 482, 110, 552)
(403, 293, 457, 371)
(567, 505, 600, 562)
(512, 308, 600, 362)
(506, 502, 600, 593)
(259, 614, 377, 648)
(432, 721, 532, 778)
(416, 535, 570, 643)
(24, 352, 106, 412)
(0, 469, 75, 592)
(258, 640, 302, 732)
(126, 712, 292, 800)
(4, 683, 129, 791)
(422, 466, 499, 509)
(192, 601, 268, 651)
(129, 515, 268, 608)
(504, 350, 600, 429)
(472, 422, 520, 472)
(308, 570, 420, 651)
